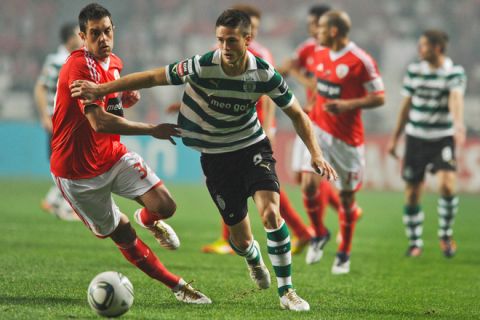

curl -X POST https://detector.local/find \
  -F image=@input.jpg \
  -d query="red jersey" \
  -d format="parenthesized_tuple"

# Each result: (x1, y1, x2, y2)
(51, 48, 128, 179)
(294, 37, 318, 102)
(310, 42, 384, 146)
(248, 41, 275, 127)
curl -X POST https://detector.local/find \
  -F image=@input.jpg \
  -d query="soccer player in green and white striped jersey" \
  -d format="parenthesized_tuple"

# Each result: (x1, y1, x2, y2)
(388, 29, 466, 258)
(34, 23, 82, 221)
(71, 9, 337, 311)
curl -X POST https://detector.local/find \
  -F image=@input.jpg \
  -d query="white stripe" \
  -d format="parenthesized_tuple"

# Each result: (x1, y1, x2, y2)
(268, 253, 292, 267)
(180, 122, 262, 143)
(409, 109, 452, 123)
(412, 95, 449, 108)
(187, 134, 266, 154)
(405, 123, 455, 139)
(267, 235, 291, 247)
(403, 211, 424, 224)
(439, 197, 459, 206)
(276, 276, 292, 287)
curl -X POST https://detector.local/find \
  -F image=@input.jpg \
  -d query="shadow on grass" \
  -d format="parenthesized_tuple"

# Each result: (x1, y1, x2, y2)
(0, 295, 82, 306)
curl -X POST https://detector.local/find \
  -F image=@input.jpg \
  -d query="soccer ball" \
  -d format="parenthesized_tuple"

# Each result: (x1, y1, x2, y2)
(87, 271, 134, 318)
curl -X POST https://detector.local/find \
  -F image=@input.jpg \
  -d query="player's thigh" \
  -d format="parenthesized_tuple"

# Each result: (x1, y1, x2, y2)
(291, 135, 308, 173)
(252, 190, 281, 229)
(327, 139, 364, 192)
(53, 175, 121, 237)
(436, 170, 457, 196)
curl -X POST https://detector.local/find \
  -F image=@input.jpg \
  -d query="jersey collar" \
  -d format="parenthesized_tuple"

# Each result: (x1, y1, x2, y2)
(329, 41, 355, 61)
(213, 48, 258, 71)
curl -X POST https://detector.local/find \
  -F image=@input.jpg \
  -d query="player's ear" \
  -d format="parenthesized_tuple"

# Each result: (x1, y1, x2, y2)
(244, 33, 252, 46)
(79, 31, 87, 41)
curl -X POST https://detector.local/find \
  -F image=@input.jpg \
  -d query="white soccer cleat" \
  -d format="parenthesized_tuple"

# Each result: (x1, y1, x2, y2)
(305, 232, 330, 265)
(134, 209, 180, 250)
(246, 240, 271, 289)
(279, 289, 310, 311)
(331, 253, 350, 275)
(173, 283, 212, 304)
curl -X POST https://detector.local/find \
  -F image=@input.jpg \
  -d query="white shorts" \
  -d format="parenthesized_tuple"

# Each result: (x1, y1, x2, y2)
(291, 134, 308, 173)
(52, 152, 161, 237)
(300, 125, 365, 191)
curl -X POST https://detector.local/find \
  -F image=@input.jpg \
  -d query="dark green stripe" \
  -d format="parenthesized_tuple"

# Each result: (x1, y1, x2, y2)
(408, 120, 452, 129)
(278, 284, 293, 296)
(168, 63, 184, 85)
(272, 92, 293, 108)
(198, 51, 215, 66)
(273, 265, 291, 278)
(182, 127, 264, 149)
(178, 112, 258, 137)
(407, 72, 440, 80)
(446, 73, 465, 80)
(268, 242, 291, 255)
(411, 104, 449, 113)
(266, 223, 289, 242)
(404, 205, 420, 215)
(254, 56, 271, 71)
(182, 93, 255, 128)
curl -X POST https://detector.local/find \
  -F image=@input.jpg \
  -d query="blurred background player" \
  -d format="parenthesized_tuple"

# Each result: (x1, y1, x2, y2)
(387, 30, 466, 258)
(51, 3, 211, 304)
(300, 10, 385, 273)
(278, 4, 344, 256)
(194, 4, 315, 256)
(34, 22, 82, 220)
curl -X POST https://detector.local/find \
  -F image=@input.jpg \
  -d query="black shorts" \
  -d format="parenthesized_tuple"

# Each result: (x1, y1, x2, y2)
(200, 138, 280, 226)
(402, 135, 456, 183)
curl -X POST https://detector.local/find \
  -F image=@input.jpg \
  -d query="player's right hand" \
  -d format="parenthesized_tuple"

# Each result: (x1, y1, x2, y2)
(311, 156, 338, 181)
(70, 80, 100, 103)
(387, 139, 399, 159)
(151, 123, 181, 145)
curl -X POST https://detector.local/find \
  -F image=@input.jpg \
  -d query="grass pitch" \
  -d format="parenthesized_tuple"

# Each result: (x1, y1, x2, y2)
(0, 179, 478, 319)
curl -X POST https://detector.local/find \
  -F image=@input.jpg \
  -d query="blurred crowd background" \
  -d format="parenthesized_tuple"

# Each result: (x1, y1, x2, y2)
(1, 0, 479, 134)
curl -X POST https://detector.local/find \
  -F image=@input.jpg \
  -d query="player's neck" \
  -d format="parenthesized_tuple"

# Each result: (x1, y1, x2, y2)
(331, 37, 349, 52)
(222, 51, 248, 77)
(427, 55, 445, 70)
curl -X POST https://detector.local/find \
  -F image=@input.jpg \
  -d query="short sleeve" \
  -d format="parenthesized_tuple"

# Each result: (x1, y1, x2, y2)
(401, 65, 415, 97)
(359, 55, 384, 94)
(68, 56, 105, 113)
(265, 70, 295, 109)
(165, 55, 200, 85)
(447, 66, 467, 94)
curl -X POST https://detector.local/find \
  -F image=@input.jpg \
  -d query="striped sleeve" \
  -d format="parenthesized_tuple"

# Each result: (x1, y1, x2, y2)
(166, 55, 200, 85)
(447, 66, 467, 94)
(266, 70, 294, 109)
(402, 64, 416, 97)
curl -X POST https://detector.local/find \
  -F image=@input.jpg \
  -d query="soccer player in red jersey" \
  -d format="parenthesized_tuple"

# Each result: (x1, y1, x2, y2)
(200, 4, 314, 256)
(299, 10, 385, 273)
(279, 5, 344, 257)
(51, 3, 210, 304)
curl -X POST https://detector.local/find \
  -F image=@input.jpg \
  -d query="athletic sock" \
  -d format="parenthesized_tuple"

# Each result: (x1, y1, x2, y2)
(303, 190, 328, 237)
(222, 222, 230, 241)
(322, 181, 341, 212)
(338, 202, 359, 254)
(139, 207, 163, 227)
(279, 189, 311, 240)
(228, 237, 261, 265)
(403, 205, 424, 248)
(116, 237, 180, 288)
(265, 221, 293, 296)
(437, 196, 459, 239)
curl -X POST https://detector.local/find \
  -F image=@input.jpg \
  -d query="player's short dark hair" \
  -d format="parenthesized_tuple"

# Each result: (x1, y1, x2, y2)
(215, 9, 251, 36)
(59, 22, 77, 44)
(231, 4, 261, 19)
(422, 29, 449, 53)
(309, 4, 331, 19)
(324, 10, 350, 37)
(78, 3, 113, 33)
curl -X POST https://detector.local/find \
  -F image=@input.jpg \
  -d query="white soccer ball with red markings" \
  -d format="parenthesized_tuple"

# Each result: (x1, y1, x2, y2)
(87, 271, 134, 318)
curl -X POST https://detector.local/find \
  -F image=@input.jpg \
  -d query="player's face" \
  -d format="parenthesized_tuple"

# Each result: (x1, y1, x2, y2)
(317, 16, 332, 47)
(250, 16, 260, 40)
(80, 17, 114, 61)
(307, 14, 318, 38)
(216, 26, 251, 66)
(418, 36, 438, 62)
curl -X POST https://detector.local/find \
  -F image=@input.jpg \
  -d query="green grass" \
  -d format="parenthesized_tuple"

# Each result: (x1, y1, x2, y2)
(0, 179, 479, 319)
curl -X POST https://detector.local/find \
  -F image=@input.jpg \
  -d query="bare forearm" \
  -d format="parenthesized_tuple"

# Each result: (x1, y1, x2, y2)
(33, 83, 50, 118)
(348, 93, 385, 110)
(287, 106, 322, 157)
(98, 67, 167, 96)
(392, 98, 411, 141)
(449, 91, 464, 128)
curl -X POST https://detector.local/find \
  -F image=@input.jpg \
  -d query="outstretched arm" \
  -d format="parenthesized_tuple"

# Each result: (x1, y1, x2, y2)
(282, 99, 337, 180)
(71, 67, 168, 102)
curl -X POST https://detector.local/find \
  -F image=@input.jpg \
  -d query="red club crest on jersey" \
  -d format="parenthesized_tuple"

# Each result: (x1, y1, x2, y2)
(336, 64, 349, 78)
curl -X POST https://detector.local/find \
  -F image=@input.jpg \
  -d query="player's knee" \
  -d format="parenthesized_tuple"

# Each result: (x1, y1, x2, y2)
(147, 197, 177, 219)
(110, 216, 136, 245)
(261, 204, 280, 229)
(439, 184, 455, 197)
(230, 236, 252, 251)
(301, 180, 317, 197)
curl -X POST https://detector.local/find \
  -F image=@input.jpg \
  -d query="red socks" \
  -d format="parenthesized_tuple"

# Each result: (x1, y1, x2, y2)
(279, 189, 312, 240)
(222, 223, 230, 241)
(320, 181, 341, 213)
(303, 190, 328, 238)
(338, 203, 359, 254)
(139, 207, 162, 227)
(116, 237, 180, 288)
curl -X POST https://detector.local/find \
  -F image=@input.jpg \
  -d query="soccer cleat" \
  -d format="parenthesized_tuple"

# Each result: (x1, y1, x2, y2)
(134, 209, 180, 250)
(246, 241, 271, 289)
(290, 235, 311, 255)
(201, 238, 234, 255)
(440, 237, 457, 258)
(331, 252, 350, 275)
(173, 282, 212, 304)
(305, 231, 330, 265)
(405, 245, 423, 257)
(279, 289, 310, 311)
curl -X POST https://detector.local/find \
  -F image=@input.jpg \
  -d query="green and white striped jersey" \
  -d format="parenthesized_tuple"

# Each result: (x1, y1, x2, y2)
(402, 57, 466, 140)
(165, 49, 295, 153)
(37, 45, 69, 115)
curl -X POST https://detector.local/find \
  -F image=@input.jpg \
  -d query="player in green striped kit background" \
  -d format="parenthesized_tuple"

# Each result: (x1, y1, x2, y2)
(71, 9, 337, 311)
(388, 29, 466, 258)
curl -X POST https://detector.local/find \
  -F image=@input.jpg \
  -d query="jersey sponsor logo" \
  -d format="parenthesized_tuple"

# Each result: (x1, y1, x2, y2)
(176, 59, 194, 77)
(317, 79, 341, 99)
(336, 64, 349, 78)
(208, 97, 253, 115)
(106, 97, 124, 117)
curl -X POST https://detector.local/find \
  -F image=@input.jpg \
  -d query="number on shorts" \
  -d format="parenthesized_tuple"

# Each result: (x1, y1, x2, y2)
(133, 162, 147, 179)
(346, 171, 359, 185)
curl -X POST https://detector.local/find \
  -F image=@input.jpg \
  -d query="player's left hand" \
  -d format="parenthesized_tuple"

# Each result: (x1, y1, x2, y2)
(121, 90, 140, 108)
(311, 155, 338, 181)
(70, 80, 101, 103)
(324, 99, 354, 114)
